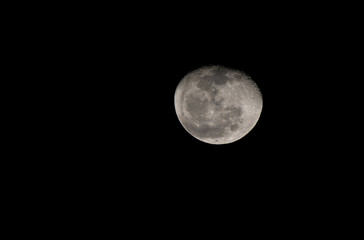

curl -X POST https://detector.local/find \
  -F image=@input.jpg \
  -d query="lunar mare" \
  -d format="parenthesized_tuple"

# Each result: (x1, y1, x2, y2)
(174, 65, 262, 144)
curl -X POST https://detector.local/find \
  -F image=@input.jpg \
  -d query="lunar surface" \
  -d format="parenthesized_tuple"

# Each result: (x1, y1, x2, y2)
(174, 65, 263, 144)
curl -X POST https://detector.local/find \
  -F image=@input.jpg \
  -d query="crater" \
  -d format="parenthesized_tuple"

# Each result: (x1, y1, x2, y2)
(230, 124, 239, 131)
(224, 106, 243, 119)
(210, 86, 218, 98)
(194, 123, 227, 139)
(181, 116, 230, 140)
(212, 95, 224, 108)
(197, 79, 213, 91)
(185, 94, 208, 121)
(212, 67, 230, 85)
(218, 106, 243, 127)
(200, 67, 230, 86)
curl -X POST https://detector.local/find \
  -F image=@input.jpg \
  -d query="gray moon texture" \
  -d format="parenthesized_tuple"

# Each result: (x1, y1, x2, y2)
(174, 65, 263, 144)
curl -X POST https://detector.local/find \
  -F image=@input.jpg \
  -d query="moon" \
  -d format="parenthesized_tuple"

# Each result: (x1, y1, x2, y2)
(174, 65, 263, 144)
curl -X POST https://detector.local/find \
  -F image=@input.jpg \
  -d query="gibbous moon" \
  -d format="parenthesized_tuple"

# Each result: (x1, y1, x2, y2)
(174, 65, 263, 144)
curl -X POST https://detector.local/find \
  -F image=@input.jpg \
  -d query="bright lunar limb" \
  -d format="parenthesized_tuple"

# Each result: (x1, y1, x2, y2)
(174, 65, 263, 144)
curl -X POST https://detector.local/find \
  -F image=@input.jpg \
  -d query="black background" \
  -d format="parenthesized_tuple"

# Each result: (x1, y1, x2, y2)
(66, 6, 334, 168)
(10, 2, 360, 232)
(62, 4, 351, 212)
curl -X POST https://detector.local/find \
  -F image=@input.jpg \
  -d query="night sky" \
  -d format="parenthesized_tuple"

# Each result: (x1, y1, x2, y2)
(31, 2, 357, 230)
